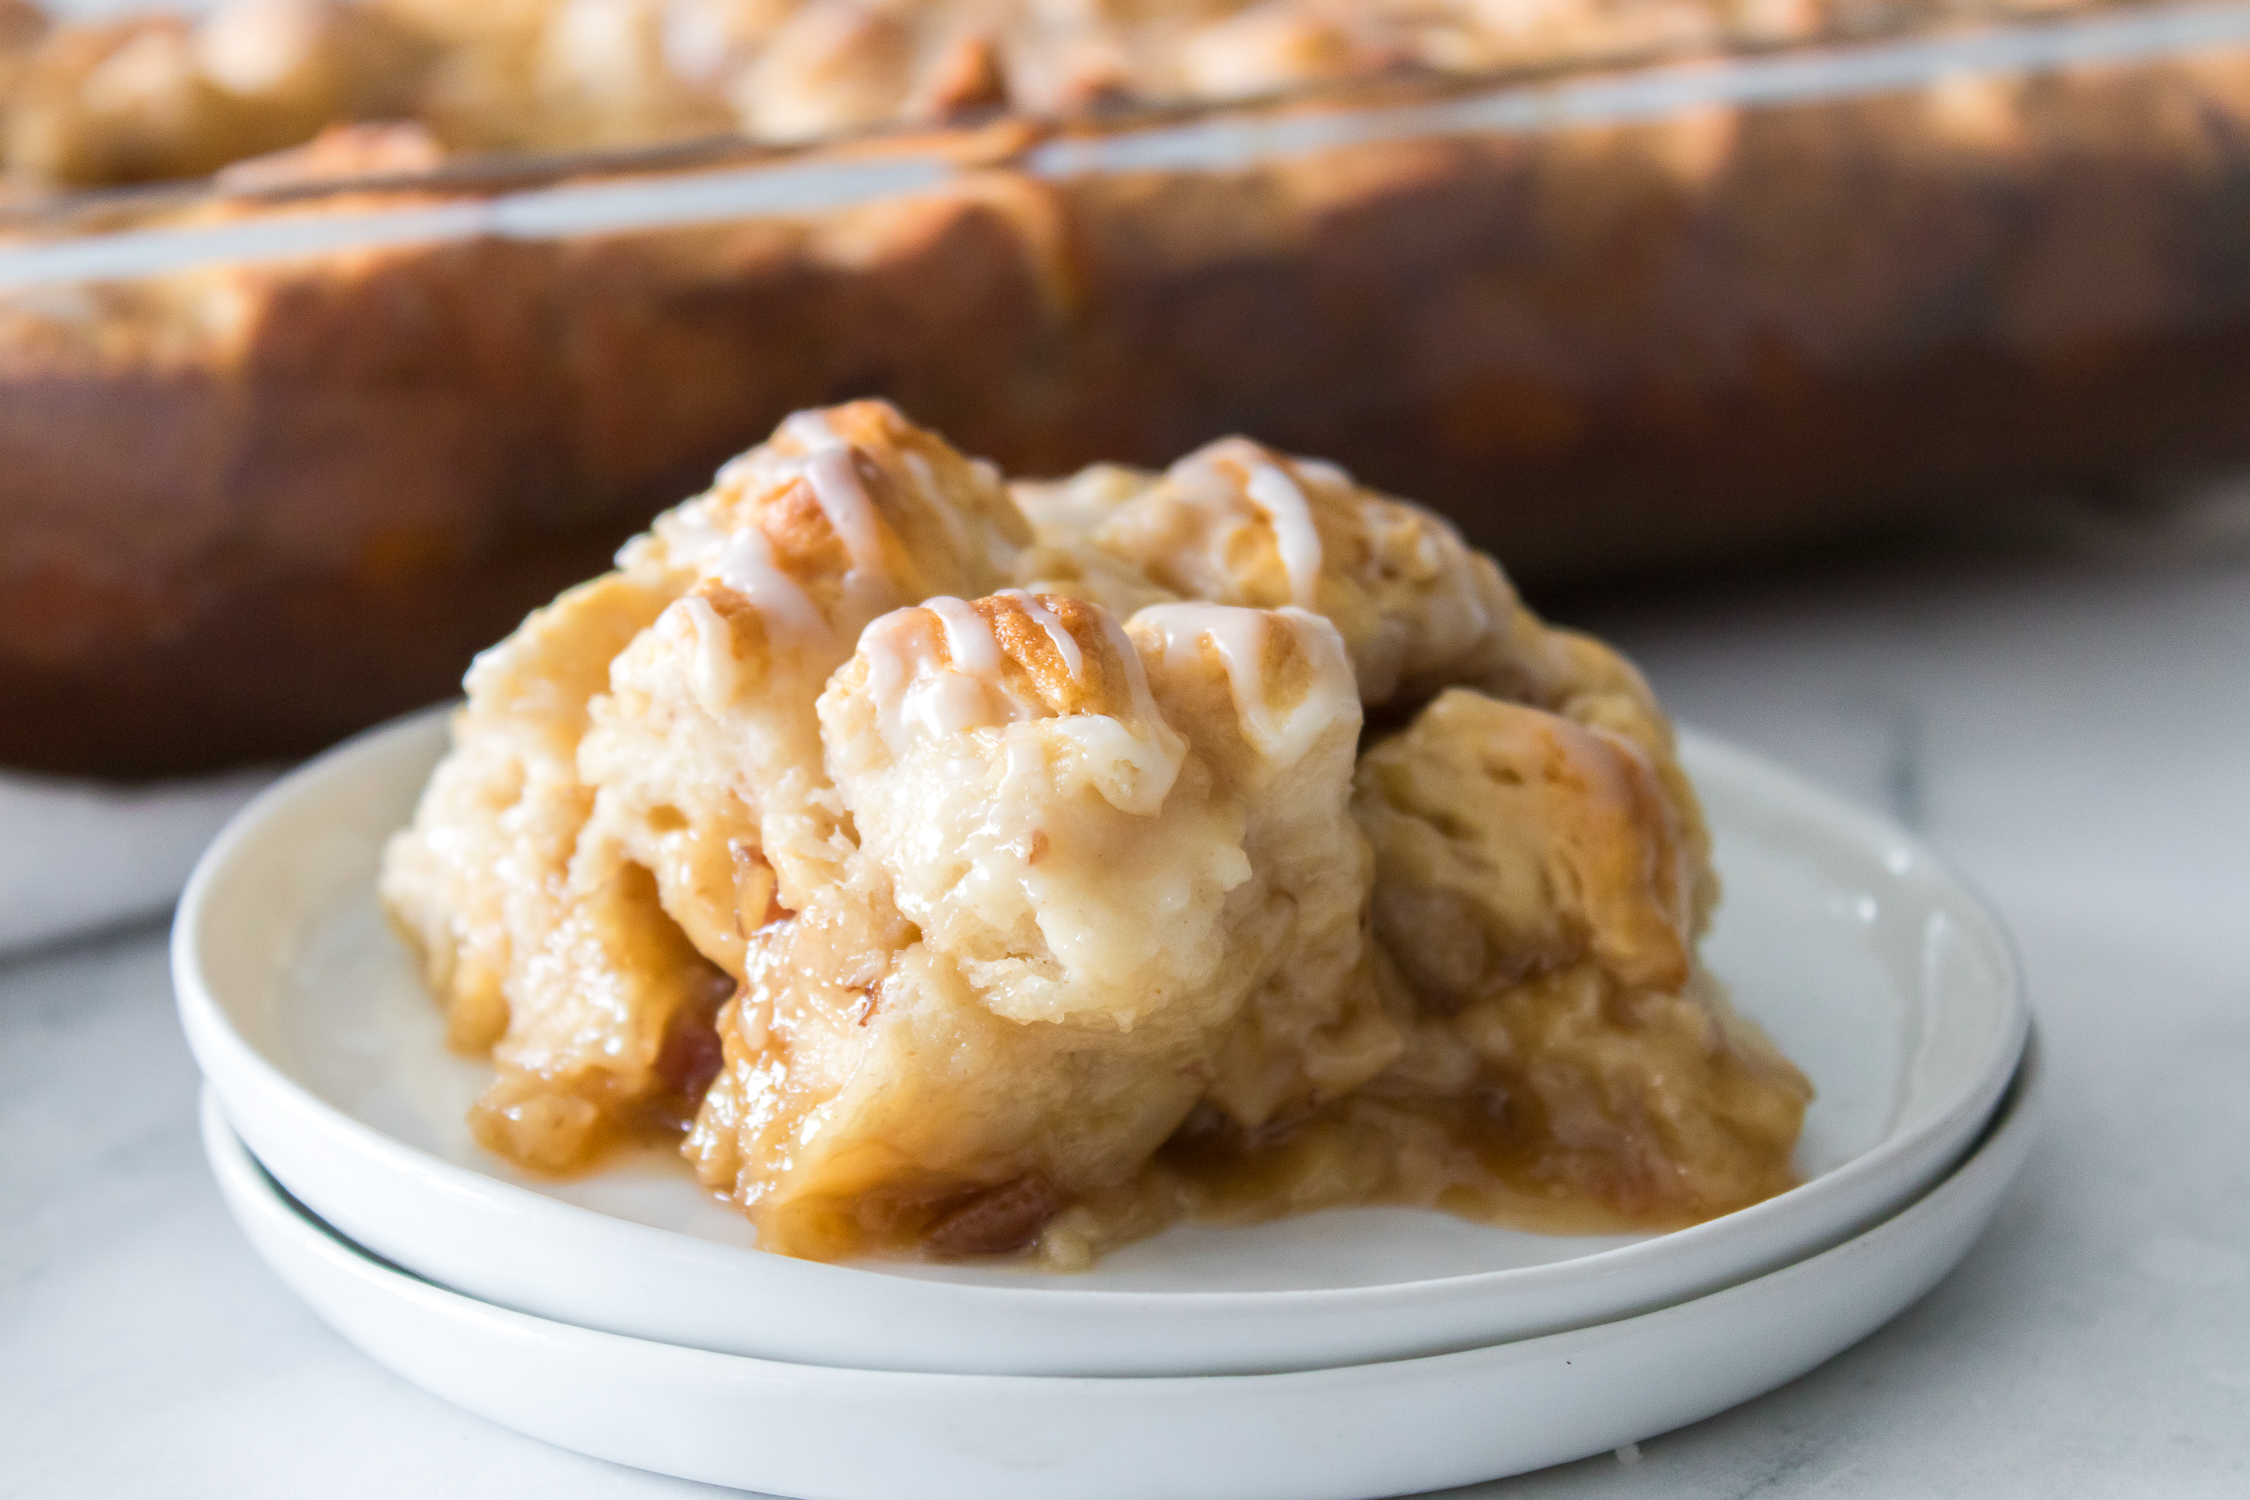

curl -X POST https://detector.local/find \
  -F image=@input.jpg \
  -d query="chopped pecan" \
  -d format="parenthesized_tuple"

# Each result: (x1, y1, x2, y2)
(921, 1174, 1063, 1258)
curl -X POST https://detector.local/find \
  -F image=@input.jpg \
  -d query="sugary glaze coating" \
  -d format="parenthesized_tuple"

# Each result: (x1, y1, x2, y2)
(1016, 434, 1564, 710)
(1011, 436, 1719, 925)
(381, 400, 1808, 1263)
(684, 593, 1377, 1259)
(582, 398, 1028, 952)
(382, 398, 1031, 1168)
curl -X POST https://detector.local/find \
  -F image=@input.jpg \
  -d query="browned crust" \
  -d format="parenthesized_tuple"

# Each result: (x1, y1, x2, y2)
(11, 51, 2250, 775)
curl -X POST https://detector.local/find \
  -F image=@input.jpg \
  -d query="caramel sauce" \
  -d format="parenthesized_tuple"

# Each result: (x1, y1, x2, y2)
(1138, 971, 1811, 1245)
(1157, 1059, 1803, 1242)
(715, 1005, 1807, 1266)
(827, 971, 1809, 1264)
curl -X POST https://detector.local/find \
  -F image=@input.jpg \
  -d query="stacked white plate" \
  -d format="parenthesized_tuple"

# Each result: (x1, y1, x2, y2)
(176, 708, 2037, 1500)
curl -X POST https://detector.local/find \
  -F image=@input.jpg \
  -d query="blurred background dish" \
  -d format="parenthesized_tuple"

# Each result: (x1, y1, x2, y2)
(10, 1, 2250, 778)
(0, 758, 266, 950)
(0, 0, 2161, 189)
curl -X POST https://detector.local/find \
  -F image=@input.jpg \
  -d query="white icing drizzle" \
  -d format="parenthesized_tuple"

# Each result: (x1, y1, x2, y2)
(1134, 602, 1356, 767)
(923, 595, 1003, 676)
(997, 589, 1084, 679)
(1242, 459, 1324, 608)
(797, 412, 995, 587)
(716, 526, 830, 647)
(909, 672, 997, 739)
(708, 412, 902, 633)
(1293, 456, 1355, 492)
(858, 610, 926, 754)
(1101, 610, 1173, 744)
(1051, 610, 1185, 816)
(858, 597, 1182, 813)
(798, 446, 897, 620)
(646, 496, 728, 573)
(859, 605, 1019, 754)
(782, 408, 844, 451)
(670, 594, 742, 714)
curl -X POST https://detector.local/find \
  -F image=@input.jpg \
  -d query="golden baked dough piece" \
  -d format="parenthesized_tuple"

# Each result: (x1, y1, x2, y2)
(1359, 689, 1696, 1000)
(1105, 682, 1794, 1237)
(1345, 688, 1811, 1224)
(731, 1, 915, 142)
(1011, 435, 1717, 922)
(2, 0, 427, 188)
(524, 0, 735, 150)
(0, 0, 2157, 191)
(579, 398, 1030, 967)
(684, 592, 1378, 1262)
(376, 567, 714, 1171)
(381, 399, 1028, 1171)
(1128, 602, 1401, 1131)
(0, 4, 44, 173)
(5, 15, 248, 186)
(384, 401, 1803, 1260)
(1013, 434, 1567, 711)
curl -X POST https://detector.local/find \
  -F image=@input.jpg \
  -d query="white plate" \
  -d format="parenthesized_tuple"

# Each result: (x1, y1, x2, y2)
(175, 707, 2028, 1376)
(201, 1036, 2042, 1500)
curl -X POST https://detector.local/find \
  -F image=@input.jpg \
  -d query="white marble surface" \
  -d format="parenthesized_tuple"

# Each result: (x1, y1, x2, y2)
(4, 542, 2247, 1498)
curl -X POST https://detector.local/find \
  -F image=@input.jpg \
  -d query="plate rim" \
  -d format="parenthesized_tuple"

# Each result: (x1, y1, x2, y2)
(193, 1034, 2043, 1498)
(173, 704, 2030, 1319)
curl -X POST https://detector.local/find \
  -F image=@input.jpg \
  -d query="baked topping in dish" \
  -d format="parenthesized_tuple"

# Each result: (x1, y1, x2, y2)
(381, 400, 1809, 1266)
(1, 0, 2121, 191)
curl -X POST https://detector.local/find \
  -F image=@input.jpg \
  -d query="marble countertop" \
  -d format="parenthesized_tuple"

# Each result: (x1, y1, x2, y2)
(5, 539, 2247, 1499)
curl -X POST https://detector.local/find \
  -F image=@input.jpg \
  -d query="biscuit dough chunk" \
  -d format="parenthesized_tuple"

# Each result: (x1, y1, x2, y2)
(383, 402, 1807, 1261)
(1013, 435, 1560, 710)
(381, 400, 1027, 1171)
(378, 568, 705, 1172)
(1014, 435, 1718, 929)
(582, 397, 1029, 966)
(684, 592, 1376, 1262)
(1345, 689, 1812, 1223)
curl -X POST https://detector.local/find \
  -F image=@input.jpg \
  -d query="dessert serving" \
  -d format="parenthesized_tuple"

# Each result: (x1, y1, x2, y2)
(380, 400, 1809, 1267)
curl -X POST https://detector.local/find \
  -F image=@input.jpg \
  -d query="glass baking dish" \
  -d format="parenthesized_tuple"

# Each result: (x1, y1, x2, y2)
(8, 0, 2250, 777)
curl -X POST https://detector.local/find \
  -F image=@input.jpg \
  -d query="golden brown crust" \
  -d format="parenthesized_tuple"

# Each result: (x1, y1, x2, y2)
(1333, 684, 1808, 1226)
(379, 401, 1027, 1169)
(377, 401, 1806, 1266)
(1355, 690, 1693, 1000)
